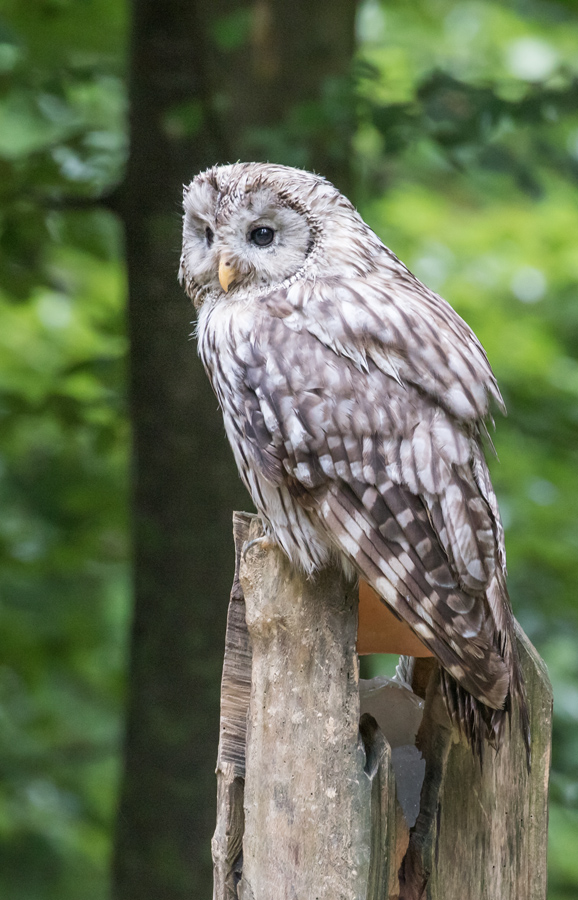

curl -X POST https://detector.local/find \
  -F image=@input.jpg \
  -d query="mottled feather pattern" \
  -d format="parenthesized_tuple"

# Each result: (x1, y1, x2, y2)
(182, 162, 529, 758)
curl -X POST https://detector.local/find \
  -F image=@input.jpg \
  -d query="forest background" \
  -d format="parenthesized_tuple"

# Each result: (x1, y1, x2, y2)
(1, 0, 577, 898)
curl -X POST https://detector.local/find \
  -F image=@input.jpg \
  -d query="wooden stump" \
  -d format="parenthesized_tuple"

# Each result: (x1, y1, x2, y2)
(212, 513, 552, 900)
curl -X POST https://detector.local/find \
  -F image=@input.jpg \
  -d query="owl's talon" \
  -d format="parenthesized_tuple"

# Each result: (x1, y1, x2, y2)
(242, 535, 275, 560)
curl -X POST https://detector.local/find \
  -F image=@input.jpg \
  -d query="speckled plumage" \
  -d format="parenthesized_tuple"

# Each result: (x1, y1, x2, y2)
(180, 162, 529, 758)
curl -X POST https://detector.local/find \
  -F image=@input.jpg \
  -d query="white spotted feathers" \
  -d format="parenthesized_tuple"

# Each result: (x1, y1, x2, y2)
(180, 162, 529, 759)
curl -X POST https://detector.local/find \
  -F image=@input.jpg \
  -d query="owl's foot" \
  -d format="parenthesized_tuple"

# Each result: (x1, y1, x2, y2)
(242, 535, 276, 560)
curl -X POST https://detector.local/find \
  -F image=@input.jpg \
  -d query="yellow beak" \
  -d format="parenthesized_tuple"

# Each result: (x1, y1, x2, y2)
(218, 257, 238, 293)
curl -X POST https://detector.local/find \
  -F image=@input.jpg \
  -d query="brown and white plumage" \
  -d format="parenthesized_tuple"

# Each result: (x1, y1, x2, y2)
(180, 162, 529, 759)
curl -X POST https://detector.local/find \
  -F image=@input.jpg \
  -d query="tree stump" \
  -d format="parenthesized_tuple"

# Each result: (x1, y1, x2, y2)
(212, 513, 552, 900)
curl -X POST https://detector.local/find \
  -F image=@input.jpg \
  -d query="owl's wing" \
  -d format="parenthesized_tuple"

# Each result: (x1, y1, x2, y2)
(264, 266, 505, 423)
(233, 269, 528, 751)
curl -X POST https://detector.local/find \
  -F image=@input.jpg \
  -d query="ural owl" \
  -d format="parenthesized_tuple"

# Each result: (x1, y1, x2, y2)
(180, 162, 529, 758)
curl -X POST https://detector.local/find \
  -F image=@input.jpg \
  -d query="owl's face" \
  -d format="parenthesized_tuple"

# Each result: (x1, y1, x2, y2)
(180, 163, 379, 308)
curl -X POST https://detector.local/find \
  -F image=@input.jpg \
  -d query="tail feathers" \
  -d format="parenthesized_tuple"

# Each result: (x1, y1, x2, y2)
(439, 650, 531, 769)
(440, 668, 505, 764)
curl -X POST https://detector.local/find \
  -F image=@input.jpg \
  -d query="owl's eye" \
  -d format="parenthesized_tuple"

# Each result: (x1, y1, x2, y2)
(250, 226, 275, 247)
(205, 226, 214, 247)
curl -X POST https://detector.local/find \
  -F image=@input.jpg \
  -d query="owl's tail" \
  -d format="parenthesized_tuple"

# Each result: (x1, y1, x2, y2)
(439, 631, 531, 769)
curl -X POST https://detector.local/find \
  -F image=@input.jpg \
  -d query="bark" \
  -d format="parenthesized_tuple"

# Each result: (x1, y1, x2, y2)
(212, 513, 253, 900)
(113, 2, 358, 898)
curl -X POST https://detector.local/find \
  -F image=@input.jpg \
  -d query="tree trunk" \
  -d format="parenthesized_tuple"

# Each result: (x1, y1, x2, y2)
(113, 2, 358, 898)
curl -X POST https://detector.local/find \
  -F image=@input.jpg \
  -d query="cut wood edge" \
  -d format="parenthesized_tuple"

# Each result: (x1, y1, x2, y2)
(358, 581, 434, 657)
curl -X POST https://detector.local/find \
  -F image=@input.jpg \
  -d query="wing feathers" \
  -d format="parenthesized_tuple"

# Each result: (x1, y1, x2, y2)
(201, 265, 527, 755)
(426, 471, 495, 593)
(321, 483, 509, 709)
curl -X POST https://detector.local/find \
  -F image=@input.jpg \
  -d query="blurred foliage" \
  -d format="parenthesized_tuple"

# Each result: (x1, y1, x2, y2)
(0, 1, 128, 898)
(0, 0, 576, 898)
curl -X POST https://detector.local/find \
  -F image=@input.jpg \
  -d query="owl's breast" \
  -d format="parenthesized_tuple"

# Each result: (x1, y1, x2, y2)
(197, 298, 335, 574)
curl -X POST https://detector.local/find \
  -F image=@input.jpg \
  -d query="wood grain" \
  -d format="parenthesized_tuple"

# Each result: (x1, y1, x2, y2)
(358, 581, 434, 657)
(237, 516, 394, 900)
(399, 626, 552, 900)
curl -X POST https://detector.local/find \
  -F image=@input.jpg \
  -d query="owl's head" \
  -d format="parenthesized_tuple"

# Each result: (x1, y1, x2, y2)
(179, 163, 379, 307)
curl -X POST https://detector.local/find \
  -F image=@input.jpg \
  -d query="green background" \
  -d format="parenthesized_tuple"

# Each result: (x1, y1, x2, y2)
(0, 1, 577, 897)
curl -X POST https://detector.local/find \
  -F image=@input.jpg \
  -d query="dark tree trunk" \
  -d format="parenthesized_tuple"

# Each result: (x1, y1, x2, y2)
(113, 2, 358, 898)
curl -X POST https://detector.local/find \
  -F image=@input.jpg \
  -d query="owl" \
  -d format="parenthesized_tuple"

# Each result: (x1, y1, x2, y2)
(179, 162, 529, 759)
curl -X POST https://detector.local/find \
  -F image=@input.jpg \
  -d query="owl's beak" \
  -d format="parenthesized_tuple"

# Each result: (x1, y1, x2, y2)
(218, 257, 238, 293)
